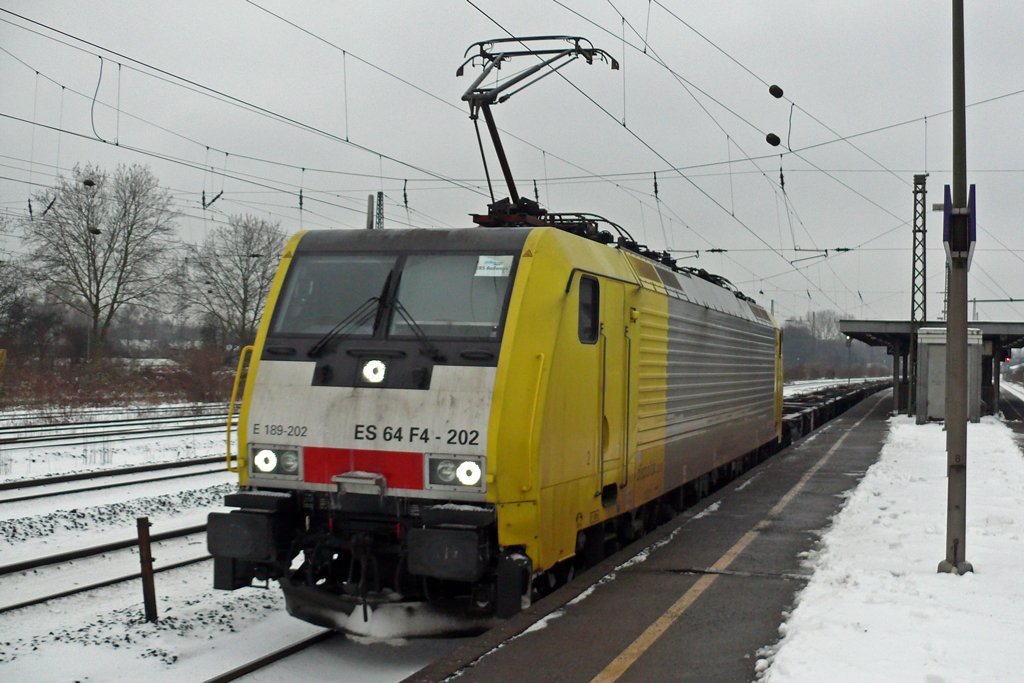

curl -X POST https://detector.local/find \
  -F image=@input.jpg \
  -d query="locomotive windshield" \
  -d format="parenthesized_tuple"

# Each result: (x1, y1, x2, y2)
(270, 252, 515, 340)
(388, 254, 512, 339)
(271, 254, 396, 336)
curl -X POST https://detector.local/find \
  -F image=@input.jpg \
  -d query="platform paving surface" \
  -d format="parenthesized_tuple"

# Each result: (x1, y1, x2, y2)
(406, 390, 893, 683)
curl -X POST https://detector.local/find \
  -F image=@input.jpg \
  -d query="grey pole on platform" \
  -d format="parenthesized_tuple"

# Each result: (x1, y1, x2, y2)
(939, 0, 973, 575)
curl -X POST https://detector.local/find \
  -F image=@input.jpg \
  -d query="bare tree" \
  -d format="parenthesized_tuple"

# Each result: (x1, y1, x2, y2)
(0, 215, 23, 321)
(808, 309, 841, 340)
(181, 214, 287, 350)
(21, 164, 177, 360)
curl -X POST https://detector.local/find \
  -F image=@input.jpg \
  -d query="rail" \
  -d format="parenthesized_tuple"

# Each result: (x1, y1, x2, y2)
(0, 461, 229, 504)
(0, 523, 209, 616)
(0, 523, 207, 576)
(202, 632, 336, 683)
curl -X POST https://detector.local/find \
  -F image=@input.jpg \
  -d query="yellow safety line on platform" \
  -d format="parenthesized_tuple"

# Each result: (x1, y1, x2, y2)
(591, 394, 888, 683)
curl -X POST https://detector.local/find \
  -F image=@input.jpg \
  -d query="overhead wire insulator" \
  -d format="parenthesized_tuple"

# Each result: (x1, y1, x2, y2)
(202, 190, 223, 210)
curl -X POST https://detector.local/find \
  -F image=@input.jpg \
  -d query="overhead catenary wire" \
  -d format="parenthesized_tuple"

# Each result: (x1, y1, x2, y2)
(9, 24, 974, 239)
(241, 0, 668, 208)
(5, 16, 1023, 191)
(2, 167, 367, 236)
(651, 0, 925, 191)
(0, 113, 430, 229)
(238, 0, 774, 262)
(466, 2, 845, 310)
(564, 0, 857, 302)
(580, 0, 869, 303)
(0, 40, 486, 212)
(7, 6, 1021, 319)
(0, 69, 970, 282)
(1, 13, 692, 242)
(89, 55, 108, 144)
(2, 152, 460, 236)
(0, 8, 487, 199)
(1, 26, 1015, 279)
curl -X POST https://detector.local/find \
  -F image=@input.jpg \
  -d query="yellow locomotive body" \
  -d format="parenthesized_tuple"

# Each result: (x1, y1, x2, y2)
(209, 225, 782, 626)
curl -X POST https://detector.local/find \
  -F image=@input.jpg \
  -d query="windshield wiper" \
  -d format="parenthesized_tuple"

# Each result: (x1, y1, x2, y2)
(391, 298, 446, 361)
(307, 297, 380, 358)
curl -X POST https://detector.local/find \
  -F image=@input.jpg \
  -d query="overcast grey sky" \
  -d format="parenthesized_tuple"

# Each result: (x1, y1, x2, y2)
(2, 1, 1023, 323)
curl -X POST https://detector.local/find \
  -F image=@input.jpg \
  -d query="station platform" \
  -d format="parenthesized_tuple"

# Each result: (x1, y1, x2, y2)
(406, 389, 894, 683)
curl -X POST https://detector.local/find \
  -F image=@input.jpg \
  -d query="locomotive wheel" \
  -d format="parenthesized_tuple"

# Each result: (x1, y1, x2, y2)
(552, 559, 576, 587)
(582, 527, 605, 566)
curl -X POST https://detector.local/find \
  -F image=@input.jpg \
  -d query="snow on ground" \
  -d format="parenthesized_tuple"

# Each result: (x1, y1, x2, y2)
(0, 478, 232, 564)
(0, 401, 227, 484)
(0, 408, 457, 681)
(782, 377, 879, 398)
(758, 415, 1024, 682)
(0, 560, 456, 682)
(3, 394, 1022, 681)
(0, 430, 225, 484)
(0, 401, 224, 428)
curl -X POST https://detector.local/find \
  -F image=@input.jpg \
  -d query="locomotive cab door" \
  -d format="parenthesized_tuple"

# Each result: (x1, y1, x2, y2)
(598, 279, 630, 507)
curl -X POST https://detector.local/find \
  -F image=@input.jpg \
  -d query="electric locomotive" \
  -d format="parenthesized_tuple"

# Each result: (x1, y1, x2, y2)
(208, 218, 782, 627)
(206, 36, 783, 631)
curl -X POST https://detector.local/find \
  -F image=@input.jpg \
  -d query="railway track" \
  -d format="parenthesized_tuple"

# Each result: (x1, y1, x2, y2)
(0, 402, 229, 429)
(201, 632, 338, 683)
(0, 523, 210, 615)
(0, 414, 234, 450)
(999, 384, 1024, 421)
(0, 456, 233, 504)
(0, 408, 238, 615)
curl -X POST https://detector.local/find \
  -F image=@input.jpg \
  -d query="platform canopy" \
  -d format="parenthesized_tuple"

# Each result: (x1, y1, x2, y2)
(840, 320, 1024, 355)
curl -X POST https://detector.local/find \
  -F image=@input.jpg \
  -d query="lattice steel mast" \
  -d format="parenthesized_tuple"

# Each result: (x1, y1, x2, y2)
(908, 173, 928, 414)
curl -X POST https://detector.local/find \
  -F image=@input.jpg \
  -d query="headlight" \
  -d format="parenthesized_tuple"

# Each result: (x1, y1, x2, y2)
(279, 450, 299, 474)
(361, 359, 387, 383)
(426, 454, 485, 492)
(254, 449, 277, 473)
(456, 461, 482, 486)
(430, 459, 458, 485)
(251, 447, 301, 477)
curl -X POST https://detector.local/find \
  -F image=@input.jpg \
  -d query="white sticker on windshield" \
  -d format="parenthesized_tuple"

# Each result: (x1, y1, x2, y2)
(475, 255, 513, 277)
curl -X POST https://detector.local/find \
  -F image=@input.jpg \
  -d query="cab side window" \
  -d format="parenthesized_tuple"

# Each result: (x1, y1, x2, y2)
(578, 276, 599, 343)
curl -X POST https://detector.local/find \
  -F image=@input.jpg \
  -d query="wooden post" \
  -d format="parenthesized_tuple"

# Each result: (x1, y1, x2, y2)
(137, 517, 158, 622)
